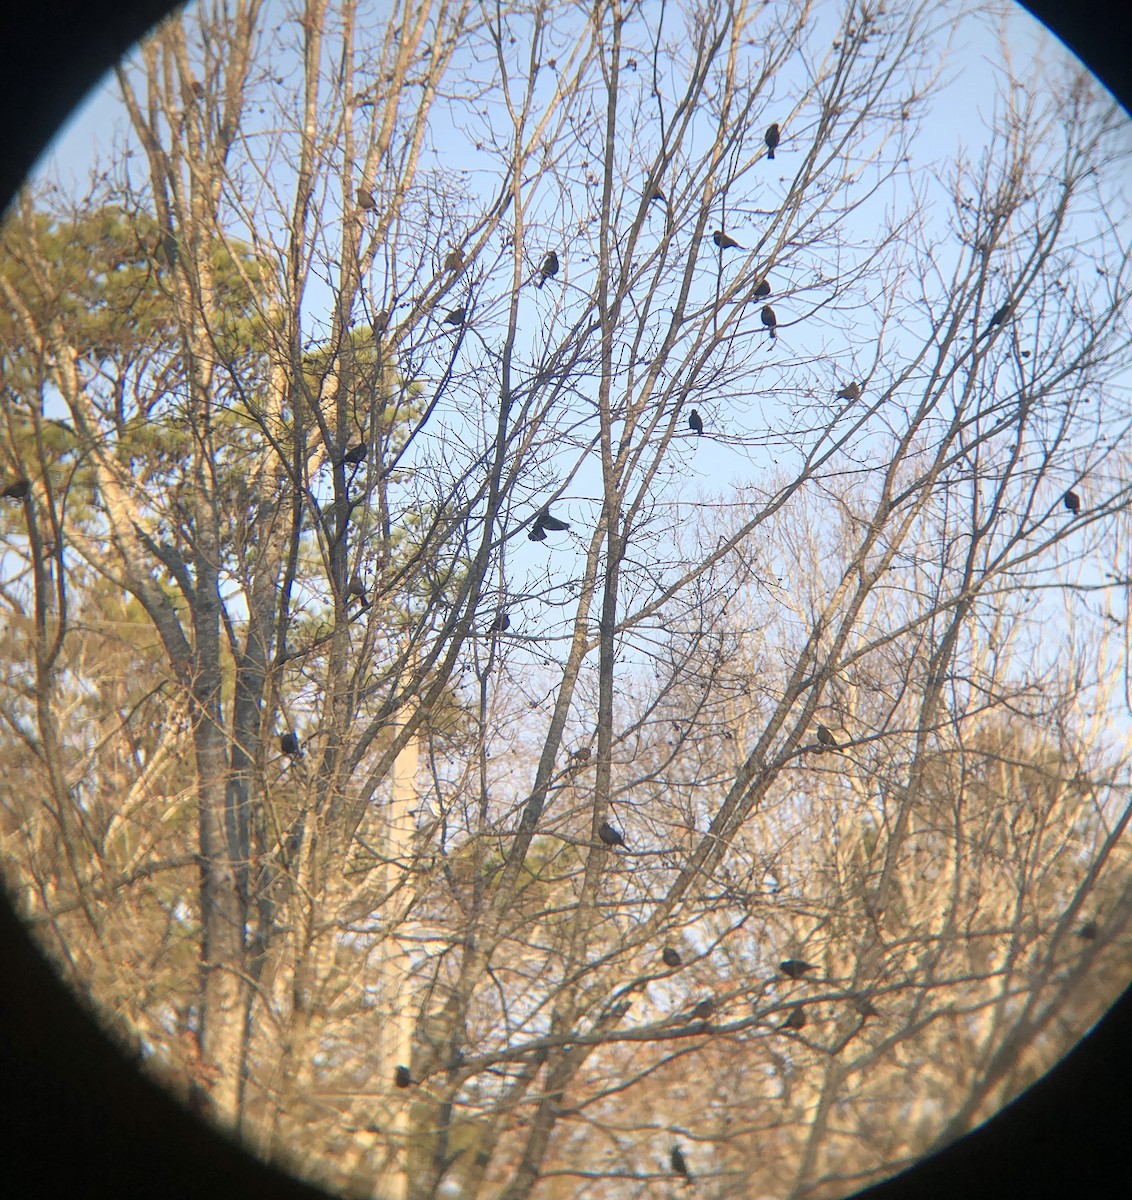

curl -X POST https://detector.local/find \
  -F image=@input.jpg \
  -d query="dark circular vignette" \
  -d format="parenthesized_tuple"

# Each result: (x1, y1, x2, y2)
(1, 3, 1130, 1198)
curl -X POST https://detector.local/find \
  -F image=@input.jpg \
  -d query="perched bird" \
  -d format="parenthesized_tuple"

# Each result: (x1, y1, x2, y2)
(836, 381, 862, 401)
(346, 578, 369, 606)
(536, 250, 559, 287)
(598, 820, 625, 848)
(569, 746, 592, 765)
(761, 304, 778, 338)
(662, 946, 682, 968)
(691, 996, 715, 1021)
(982, 302, 1012, 335)
(1, 478, 29, 500)
(816, 723, 839, 749)
(713, 229, 741, 251)
(489, 611, 510, 634)
(670, 1144, 692, 1183)
(443, 247, 464, 273)
(340, 442, 367, 467)
(688, 409, 703, 436)
(1077, 920, 1099, 942)
(753, 278, 771, 299)
(394, 1065, 412, 1089)
(356, 186, 377, 211)
(372, 308, 390, 335)
(764, 122, 781, 159)
(1063, 489, 1081, 515)
(279, 731, 301, 757)
(854, 995, 879, 1019)
(530, 507, 570, 539)
(779, 959, 817, 980)
(780, 1005, 807, 1031)
(442, 305, 466, 326)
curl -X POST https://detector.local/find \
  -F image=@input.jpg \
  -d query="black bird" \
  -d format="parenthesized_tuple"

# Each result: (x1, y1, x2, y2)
(340, 442, 367, 467)
(713, 229, 741, 251)
(598, 820, 625, 848)
(1, 478, 29, 500)
(279, 731, 301, 757)
(688, 409, 703, 436)
(528, 525, 547, 542)
(691, 996, 715, 1021)
(754, 278, 771, 299)
(489, 611, 510, 634)
(816, 723, 839, 749)
(780, 1005, 806, 1031)
(356, 186, 377, 211)
(537, 250, 559, 287)
(442, 305, 466, 326)
(764, 123, 780, 159)
(982, 302, 1012, 335)
(780, 959, 817, 980)
(1077, 919, 1099, 941)
(394, 1065, 412, 1089)
(443, 247, 464, 273)
(662, 946, 682, 968)
(761, 305, 777, 338)
(530, 507, 571, 539)
(836, 381, 862, 401)
(1063, 489, 1081, 515)
(670, 1145, 692, 1183)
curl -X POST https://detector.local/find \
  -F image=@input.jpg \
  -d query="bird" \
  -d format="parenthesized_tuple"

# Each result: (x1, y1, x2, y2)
(1, 478, 29, 500)
(754, 278, 771, 298)
(443, 247, 464, 273)
(780, 959, 817, 980)
(356, 186, 377, 211)
(836, 381, 862, 401)
(662, 947, 682, 968)
(530, 507, 571, 539)
(1077, 919, 1099, 941)
(691, 996, 715, 1021)
(688, 409, 703, 436)
(489, 611, 510, 634)
(394, 1065, 412, 1089)
(670, 1145, 692, 1183)
(816, 723, 839, 749)
(764, 123, 780, 159)
(536, 250, 559, 287)
(713, 229, 741, 251)
(982, 302, 1012, 335)
(279, 731, 301, 757)
(780, 1005, 806, 1031)
(372, 308, 390, 335)
(441, 305, 466, 326)
(569, 746, 591, 764)
(598, 821, 625, 848)
(1063, 489, 1081, 515)
(340, 442, 367, 467)
(761, 305, 777, 338)
(854, 995, 879, 1018)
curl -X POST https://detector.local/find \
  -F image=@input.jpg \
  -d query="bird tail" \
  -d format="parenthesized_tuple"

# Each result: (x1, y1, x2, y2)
(768, 148, 775, 160)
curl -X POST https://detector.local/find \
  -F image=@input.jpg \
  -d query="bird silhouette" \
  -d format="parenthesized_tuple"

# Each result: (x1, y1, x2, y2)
(528, 525, 548, 542)
(713, 229, 741, 251)
(780, 959, 817, 980)
(537, 250, 559, 287)
(1077, 919, 1099, 941)
(530, 507, 570, 539)
(836, 381, 862, 401)
(670, 1145, 692, 1183)
(764, 123, 780, 159)
(780, 1005, 806, 1031)
(854, 995, 880, 1018)
(761, 305, 777, 338)
(688, 409, 703, 436)
(754, 278, 771, 298)
(816, 723, 839, 749)
(691, 996, 715, 1022)
(1, 478, 29, 499)
(442, 305, 466, 326)
(356, 187, 377, 211)
(1063, 489, 1081, 515)
(280, 731, 301, 757)
(662, 947, 682, 968)
(340, 442, 367, 466)
(982, 302, 1012, 335)
(598, 821, 625, 847)
(394, 1065, 412, 1089)
(489, 612, 510, 634)
(443, 247, 464, 273)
